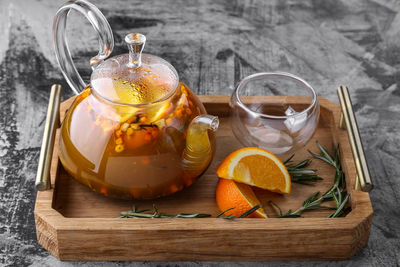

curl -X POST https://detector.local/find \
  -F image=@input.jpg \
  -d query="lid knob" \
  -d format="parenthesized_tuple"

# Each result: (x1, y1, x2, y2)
(125, 33, 146, 69)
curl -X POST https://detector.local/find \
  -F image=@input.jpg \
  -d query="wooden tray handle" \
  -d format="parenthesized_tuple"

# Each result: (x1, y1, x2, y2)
(337, 86, 373, 192)
(35, 84, 62, 191)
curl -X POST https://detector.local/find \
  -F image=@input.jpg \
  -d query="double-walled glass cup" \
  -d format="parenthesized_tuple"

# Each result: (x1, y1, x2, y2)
(230, 72, 320, 157)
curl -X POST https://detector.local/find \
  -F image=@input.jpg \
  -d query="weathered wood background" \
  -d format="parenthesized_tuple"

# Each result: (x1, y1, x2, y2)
(1, 0, 399, 266)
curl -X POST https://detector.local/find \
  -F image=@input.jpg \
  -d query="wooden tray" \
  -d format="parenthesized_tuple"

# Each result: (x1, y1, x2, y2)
(34, 93, 373, 261)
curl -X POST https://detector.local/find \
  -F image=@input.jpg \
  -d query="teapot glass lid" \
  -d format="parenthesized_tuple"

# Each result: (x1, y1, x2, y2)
(90, 33, 179, 106)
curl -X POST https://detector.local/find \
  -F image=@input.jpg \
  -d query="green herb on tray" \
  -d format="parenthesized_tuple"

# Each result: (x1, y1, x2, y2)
(118, 204, 262, 219)
(271, 141, 350, 218)
(284, 155, 324, 185)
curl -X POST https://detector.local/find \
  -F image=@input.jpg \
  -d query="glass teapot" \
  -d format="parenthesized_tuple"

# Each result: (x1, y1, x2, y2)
(53, 0, 218, 199)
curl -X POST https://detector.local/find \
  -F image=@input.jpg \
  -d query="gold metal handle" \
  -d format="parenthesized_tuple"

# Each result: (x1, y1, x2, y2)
(337, 86, 373, 192)
(35, 84, 62, 191)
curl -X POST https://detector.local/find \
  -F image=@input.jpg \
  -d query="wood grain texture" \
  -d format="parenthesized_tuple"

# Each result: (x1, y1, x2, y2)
(1, 0, 400, 266)
(33, 96, 373, 261)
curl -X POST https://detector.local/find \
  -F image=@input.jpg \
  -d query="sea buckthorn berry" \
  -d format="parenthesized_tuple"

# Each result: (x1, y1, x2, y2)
(100, 187, 108, 196)
(181, 85, 188, 95)
(126, 128, 134, 136)
(183, 173, 194, 187)
(120, 122, 130, 132)
(130, 124, 140, 130)
(126, 115, 137, 124)
(188, 100, 194, 108)
(144, 133, 152, 142)
(175, 108, 183, 118)
(139, 116, 148, 123)
(115, 144, 124, 153)
(116, 129, 122, 137)
(115, 137, 123, 145)
(185, 107, 192, 116)
(169, 184, 179, 193)
(166, 117, 173, 126)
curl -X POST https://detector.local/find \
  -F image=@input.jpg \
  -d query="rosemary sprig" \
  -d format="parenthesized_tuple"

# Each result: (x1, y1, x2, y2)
(271, 141, 350, 218)
(284, 155, 323, 185)
(238, 205, 263, 218)
(270, 191, 335, 218)
(216, 207, 236, 219)
(329, 193, 349, 218)
(119, 204, 262, 219)
(310, 141, 349, 217)
(119, 204, 211, 218)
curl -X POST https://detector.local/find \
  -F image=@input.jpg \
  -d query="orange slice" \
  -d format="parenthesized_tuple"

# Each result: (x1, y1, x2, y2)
(151, 102, 171, 122)
(216, 178, 267, 218)
(216, 147, 291, 194)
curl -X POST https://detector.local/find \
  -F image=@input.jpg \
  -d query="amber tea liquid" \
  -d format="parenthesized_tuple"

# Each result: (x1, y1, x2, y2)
(59, 82, 214, 199)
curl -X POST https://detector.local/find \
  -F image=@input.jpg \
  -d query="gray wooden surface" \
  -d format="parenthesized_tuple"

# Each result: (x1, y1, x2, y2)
(1, 0, 399, 266)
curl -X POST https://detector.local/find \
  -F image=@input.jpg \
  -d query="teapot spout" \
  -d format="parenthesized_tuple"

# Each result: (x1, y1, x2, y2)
(182, 115, 219, 178)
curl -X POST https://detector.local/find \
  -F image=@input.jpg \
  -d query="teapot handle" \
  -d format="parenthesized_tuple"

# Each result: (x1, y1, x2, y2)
(53, 0, 114, 95)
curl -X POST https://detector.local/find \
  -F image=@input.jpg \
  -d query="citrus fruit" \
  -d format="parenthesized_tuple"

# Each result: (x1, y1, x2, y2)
(216, 147, 291, 194)
(216, 178, 267, 218)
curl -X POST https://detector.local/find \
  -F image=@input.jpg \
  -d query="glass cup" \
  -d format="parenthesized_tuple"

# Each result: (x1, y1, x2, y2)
(230, 72, 320, 157)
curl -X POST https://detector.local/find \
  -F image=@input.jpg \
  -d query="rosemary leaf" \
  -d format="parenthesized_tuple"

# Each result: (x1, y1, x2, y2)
(278, 209, 302, 218)
(307, 149, 333, 166)
(269, 201, 283, 216)
(329, 194, 350, 218)
(174, 213, 212, 218)
(136, 209, 151, 213)
(238, 205, 262, 218)
(302, 191, 320, 206)
(283, 154, 295, 165)
(219, 215, 236, 219)
(316, 141, 336, 166)
(285, 156, 324, 185)
(336, 186, 342, 207)
(216, 207, 236, 219)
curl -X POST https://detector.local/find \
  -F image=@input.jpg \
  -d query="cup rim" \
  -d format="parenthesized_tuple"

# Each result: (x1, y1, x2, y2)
(234, 72, 318, 119)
